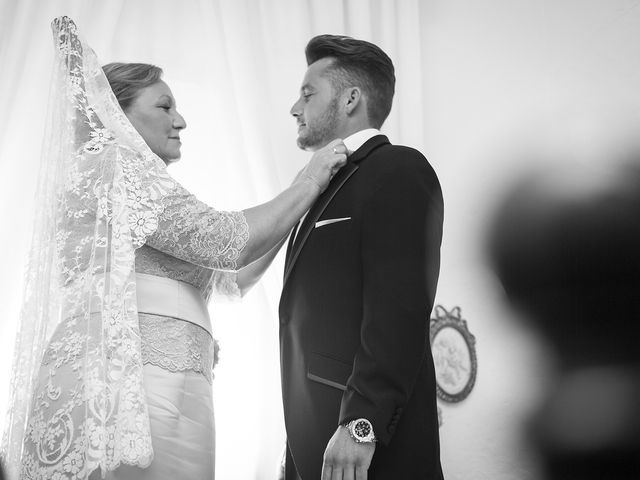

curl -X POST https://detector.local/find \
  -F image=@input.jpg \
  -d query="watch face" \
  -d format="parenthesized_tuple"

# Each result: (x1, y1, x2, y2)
(353, 419, 372, 439)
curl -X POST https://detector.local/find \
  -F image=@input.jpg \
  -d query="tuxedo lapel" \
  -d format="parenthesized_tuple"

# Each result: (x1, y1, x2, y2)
(283, 135, 389, 286)
(283, 161, 358, 285)
(283, 222, 299, 281)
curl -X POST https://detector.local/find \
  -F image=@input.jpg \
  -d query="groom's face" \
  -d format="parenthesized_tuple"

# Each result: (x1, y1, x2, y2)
(291, 57, 343, 152)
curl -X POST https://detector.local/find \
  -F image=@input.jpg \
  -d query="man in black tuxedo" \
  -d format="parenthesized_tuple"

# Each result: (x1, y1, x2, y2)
(279, 34, 445, 480)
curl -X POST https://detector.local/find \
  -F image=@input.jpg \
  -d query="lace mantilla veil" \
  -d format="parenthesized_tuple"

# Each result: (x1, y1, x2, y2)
(1, 16, 177, 479)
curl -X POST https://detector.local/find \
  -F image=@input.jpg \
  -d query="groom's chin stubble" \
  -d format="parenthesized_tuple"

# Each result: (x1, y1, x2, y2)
(296, 137, 319, 152)
(297, 132, 335, 152)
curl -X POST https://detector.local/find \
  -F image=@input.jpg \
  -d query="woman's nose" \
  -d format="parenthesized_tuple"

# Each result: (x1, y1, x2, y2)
(173, 111, 187, 129)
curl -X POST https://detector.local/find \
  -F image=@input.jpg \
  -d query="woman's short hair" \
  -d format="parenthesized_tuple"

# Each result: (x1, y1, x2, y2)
(305, 35, 395, 129)
(102, 62, 163, 112)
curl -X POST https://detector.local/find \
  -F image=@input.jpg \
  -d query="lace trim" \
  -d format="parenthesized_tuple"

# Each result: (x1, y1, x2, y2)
(134, 246, 243, 302)
(208, 269, 241, 301)
(139, 314, 218, 384)
(147, 184, 250, 271)
(28, 313, 152, 480)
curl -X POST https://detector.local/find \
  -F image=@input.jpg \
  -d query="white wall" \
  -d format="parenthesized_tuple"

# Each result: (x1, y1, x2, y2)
(423, 2, 640, 479)
(1, 1, 640, 479)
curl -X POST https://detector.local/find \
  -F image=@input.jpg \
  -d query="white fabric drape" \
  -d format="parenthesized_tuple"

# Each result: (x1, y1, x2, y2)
(3, 1, 640, 480)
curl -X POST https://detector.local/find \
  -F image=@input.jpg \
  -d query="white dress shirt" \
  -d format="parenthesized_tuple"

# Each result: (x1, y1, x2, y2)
(342, 128, 381, 154)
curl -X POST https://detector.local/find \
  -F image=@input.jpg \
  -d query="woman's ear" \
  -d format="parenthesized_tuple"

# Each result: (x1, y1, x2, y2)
(344, 87, 362, 115)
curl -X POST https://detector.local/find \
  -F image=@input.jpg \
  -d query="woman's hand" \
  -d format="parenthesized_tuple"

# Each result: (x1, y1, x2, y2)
(239, 139, 347, 267)
(296, 139, 348, 193)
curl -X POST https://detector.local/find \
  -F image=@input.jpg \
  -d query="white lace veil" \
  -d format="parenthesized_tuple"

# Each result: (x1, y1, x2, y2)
(1, 16, 176, 479)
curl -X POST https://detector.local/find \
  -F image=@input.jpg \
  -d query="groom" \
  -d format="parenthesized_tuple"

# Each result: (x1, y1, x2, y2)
(279, 34, 445, 479)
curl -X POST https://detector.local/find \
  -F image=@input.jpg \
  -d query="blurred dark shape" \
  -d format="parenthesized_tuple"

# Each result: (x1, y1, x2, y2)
(487, 157, 640, 479)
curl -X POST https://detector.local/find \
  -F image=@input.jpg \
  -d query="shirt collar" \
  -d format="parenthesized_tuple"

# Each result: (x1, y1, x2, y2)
(343, 128, 381, 155)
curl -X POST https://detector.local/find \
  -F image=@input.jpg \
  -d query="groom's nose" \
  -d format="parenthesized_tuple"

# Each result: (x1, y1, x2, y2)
(290, 98, 302, 117)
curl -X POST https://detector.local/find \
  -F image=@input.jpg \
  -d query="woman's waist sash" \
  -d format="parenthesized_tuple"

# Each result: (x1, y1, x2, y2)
(133, 273, 211, 336)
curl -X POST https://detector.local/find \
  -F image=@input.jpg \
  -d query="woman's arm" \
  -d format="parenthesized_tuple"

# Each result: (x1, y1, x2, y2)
(238, 139, 346, 267)
(144, 139, 346, 271)
(230, 157, 324, 295)
(236, 235, 288, 296)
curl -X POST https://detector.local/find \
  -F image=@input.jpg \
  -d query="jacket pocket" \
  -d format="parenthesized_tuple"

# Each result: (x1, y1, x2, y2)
(306, 352, 353, 391)
(315, 217, 351, 228)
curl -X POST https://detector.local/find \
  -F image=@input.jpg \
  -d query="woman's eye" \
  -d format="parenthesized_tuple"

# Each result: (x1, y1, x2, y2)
(159, 105, 171, 111)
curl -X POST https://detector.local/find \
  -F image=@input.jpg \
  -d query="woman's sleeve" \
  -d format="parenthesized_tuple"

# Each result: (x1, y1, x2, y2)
(210, 269, 243, 300)
(144, 182, 250, 271)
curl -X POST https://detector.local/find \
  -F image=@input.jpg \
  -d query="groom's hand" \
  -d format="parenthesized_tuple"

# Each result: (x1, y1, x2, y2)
(321, 426, 375, 480)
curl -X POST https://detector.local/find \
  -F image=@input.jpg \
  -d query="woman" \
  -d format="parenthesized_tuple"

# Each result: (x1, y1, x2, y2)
(1, 17, 346, 480)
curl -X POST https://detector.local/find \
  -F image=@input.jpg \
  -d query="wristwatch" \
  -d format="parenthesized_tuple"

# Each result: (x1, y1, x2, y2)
(344, 418, 377, 443)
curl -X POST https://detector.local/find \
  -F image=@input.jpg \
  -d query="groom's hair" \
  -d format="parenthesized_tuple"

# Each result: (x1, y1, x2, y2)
(305, 34, 395, 129)
(103, 63, 163, 112)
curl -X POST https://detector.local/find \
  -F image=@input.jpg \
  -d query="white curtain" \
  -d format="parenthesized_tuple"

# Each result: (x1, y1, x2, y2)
(2, 1, 640, 479)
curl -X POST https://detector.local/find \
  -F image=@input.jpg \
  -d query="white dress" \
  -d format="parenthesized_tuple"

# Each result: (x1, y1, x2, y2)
(3, 18, 250, 480)
(23, 183, 249, 480)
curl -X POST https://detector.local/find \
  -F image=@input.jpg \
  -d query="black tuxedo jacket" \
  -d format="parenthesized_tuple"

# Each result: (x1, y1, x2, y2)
(279, 135, 444, 479)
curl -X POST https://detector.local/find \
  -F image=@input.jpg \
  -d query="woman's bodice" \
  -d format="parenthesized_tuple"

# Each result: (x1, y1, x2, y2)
(135, 244, 237, 301)
(135, 181, 249, 300)
(132, 182, 249, 381)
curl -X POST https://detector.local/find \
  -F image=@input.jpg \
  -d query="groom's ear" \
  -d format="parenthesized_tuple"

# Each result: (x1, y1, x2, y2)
(344, 87, 362, 115)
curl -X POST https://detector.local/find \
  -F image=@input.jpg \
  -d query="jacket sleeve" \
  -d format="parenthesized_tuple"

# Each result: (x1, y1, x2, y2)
(338, 150, 444, 445)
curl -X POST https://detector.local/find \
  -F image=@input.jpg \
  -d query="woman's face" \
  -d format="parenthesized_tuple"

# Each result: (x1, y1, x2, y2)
(125, 80, 186, 163)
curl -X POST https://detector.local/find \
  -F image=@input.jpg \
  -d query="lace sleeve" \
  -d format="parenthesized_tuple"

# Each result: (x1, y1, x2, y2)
(210, 269, 242, 300)
(145, 182, 250, 271)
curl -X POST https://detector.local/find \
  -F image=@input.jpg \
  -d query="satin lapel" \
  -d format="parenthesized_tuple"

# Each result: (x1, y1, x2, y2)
(282, 223, 299, 282)
(282, 135, 390, 286)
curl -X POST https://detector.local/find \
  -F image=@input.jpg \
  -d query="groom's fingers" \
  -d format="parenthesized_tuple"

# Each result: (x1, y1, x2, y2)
(343, 467, 356, 480)
(331, 465, 343, 480)
(321, 463, 332, 480)
(355, 464, 368, 480)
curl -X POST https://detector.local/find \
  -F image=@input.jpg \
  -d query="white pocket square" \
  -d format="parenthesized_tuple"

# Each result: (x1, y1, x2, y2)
(315, 217, 351, 228)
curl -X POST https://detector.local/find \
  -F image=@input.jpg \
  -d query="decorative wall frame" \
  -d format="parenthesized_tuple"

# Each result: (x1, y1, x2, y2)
(430, 305, 477, 403)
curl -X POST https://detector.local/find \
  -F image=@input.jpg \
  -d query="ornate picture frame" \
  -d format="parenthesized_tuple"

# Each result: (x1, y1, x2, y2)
(430, 305, 477, 403)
